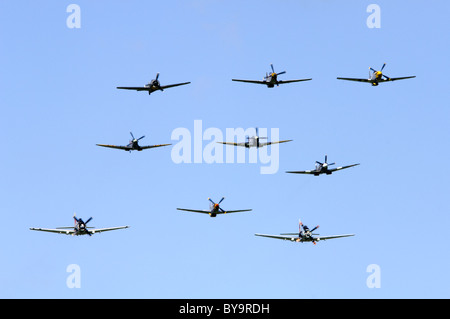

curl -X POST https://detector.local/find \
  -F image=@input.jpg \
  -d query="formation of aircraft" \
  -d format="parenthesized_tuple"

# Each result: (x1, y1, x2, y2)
(286, 155, 360, 176)
(117, 72, 191, 95)
(217, 127, 292, 148)
(337, 63, 416, 86)
(33, 63, 413, 240)
(96, 132, 171, 152)
(29, 215, 129, 236)
(232, 64, 312, 88)
(255, 219, 354, 245)
(177, 197, 252, 217)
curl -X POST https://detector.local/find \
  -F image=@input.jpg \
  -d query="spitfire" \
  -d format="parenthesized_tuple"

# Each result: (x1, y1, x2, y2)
(96, 132, 171, 152)
(177, 197, 252, 217)
(117, 72, 191, 95)
(337, 63, 416, 86)
(30, 215, 129, 236)
(232, 64, 312, 88)
(286, 155, 359, 176)
(217, 127, 292, 149)
(255, 219, 354, 245)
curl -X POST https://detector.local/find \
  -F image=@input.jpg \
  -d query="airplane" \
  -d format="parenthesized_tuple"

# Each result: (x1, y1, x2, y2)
(117, 72, 191, 95)
(255, 219, 355, 245)
(232, 64, 312, 88)
(177, 197, 252, 217)
(337, 63, 415, 86)
(217, 127, 292, 148)
(96, 132, 171, 152)
(29, 215, 129, 236)
(286, 155, 359, 176)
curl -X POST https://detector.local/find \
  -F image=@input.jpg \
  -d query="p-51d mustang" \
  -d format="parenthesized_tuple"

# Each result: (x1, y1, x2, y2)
(232, 64, 311, 88)
(177, 197, 252, 217)
(117, 72, 190, 95)
(96, 132, 171, 152)
(29, 215, 129, 236)
(217, 127, 292, 148)
(286, 155, 359, 176)
(337, 63, 415, 86)
(255, 219, 354, 245)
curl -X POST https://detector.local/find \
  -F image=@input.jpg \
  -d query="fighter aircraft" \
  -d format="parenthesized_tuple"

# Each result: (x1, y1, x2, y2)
(96, 132, 171, 152)
(232, 64, 312, 88)
(337, 63, 415, 86)
(286, 155, 359, 176)
(117, 72, 191, 95)
(217, 127, 292, 148)
(255, 219, 354, 245)
(177, 197, 252, 217)
(29, 215, 129, 236)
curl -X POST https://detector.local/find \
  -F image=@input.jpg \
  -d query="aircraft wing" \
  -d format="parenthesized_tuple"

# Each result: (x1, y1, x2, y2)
(140, 143, 172, 150)
(336, 77, 371, 82)
(316, 234, 355, 241)
(160, 82, 191, 90)
(30, 226, 129, 235)
(232, 79, 267, 85)
(219, 209, 252, 214)
(217, 142, 246, 147)
(328, 163, 360, 172)
(30, 227, 75, 235)
(285, 170, 316, 174)
(116, 86, 149, 91)
(380, 76, 416, 82)
(89, 226, 130, 234)
(255, 233, 355, 241)
(255, 233, 297, 241)
(277, 79, 312, 84)
(259, 139, 293, 147)
(177, 208, 211, 214)
(96, 144, 131, 151)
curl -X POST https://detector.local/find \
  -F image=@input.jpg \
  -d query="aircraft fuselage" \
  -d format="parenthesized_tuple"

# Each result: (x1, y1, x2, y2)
(263, 73, 278, 88)
(208, 204, 220, 217)
(125, 141, 142, 151)
(245, 137, 260, 148)
(368, 71, 383, 86)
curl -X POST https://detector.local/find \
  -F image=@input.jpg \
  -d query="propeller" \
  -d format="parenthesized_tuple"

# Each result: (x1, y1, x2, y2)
(370, 63, 390, 80)
(270, 64, 286, 86)
(73, 216, 93, 236)
(209, 197, 225, 212)
(82, 217, 93, 236)
(317, 155, 334, 167)
(254, 127, 268, 140)
(271, 64, 286, 76)
(154, 72, 163, 90)
(130, 132, 145, 142)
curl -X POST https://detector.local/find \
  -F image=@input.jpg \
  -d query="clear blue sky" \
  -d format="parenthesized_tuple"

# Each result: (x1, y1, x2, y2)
(1, 0, 449, 298)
